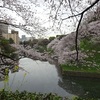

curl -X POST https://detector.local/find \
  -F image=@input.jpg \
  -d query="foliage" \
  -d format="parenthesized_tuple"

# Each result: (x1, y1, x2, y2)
(46, 48, 54, 55)
(61, 36, 100, 73)
(35, 46, 47, 53)
(37, 38, 50, 46)
(80, 35, 93, 51)
(56, 35, 67, 40)
(35, 45, 54, 54)
(80, 37, 100, 67)
(0, 37, 18, 60)
(13, 65, 19, 72)
(60, 63, 100, 73)
(32, 38, 50, 53)
(8, 38, 15, 44)
(30, 39, 38, 47)
(70, 46, 75, 51)
(0, 38, 16, 54)
(10, 53, 18, 59)
(49, 36, 55, 42)
(4, 68, 9, 75)
(0, 90, 62, 100)
(0, 90, 98, 100)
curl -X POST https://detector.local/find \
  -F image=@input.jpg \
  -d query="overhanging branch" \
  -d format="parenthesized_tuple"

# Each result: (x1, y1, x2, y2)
(75, 0, 99, 62)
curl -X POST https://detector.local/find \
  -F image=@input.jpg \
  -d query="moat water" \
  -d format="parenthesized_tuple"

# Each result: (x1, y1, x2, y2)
(0, 58, 100, 99)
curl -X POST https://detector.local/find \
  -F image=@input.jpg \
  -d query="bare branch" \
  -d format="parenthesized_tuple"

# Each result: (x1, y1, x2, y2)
(0, 5, 23, 19)
(67, 0, 78, 22)
(62, 13, 82, 21)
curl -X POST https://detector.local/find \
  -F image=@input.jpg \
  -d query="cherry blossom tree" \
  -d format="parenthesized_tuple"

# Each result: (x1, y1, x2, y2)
(0, 0, 48, 66)
(0, 0, 47, 37)
(44, 0, 100, 62)
(0, 0, 100, 65)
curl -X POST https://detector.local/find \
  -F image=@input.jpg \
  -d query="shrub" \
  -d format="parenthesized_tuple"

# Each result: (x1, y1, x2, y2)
(49, 36, 55, 42)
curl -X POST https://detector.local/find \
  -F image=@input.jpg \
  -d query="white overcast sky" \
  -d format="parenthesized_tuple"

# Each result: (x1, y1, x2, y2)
(0, 0, 97, 38)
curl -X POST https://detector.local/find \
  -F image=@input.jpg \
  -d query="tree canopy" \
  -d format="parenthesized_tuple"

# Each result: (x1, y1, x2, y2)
(0, 0, 100, 64)
(0, 0, 99, 36)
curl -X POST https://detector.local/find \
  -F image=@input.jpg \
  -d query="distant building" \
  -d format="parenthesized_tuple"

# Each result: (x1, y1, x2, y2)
(0, 23, 19, 44)
(0, 23, 8, 37)
(21, 35, 26, 42)
(0, 23, 8, 34)
(26, 37, 35, 41)
(2, 30, 19, 44)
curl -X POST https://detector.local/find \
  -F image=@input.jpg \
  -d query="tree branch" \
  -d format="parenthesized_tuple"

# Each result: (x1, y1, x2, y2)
(0, 5, 23, 20)
(0, 53, 17, 61)
(75, 13, 83, 62)
(62, 12, 82, 21)
(75, 0, 99, 62)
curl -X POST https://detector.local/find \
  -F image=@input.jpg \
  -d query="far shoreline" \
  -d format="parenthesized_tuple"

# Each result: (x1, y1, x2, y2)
(61, 70, 100, 79)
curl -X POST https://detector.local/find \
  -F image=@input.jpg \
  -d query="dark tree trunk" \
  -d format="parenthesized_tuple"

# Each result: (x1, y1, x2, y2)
(75, 0, 99, 62)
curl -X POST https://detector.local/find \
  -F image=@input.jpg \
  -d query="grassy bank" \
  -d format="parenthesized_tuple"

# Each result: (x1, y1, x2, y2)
(60, 64, 100, 78)
(60, 35, 100, 77)
(61, 64, 100, 73)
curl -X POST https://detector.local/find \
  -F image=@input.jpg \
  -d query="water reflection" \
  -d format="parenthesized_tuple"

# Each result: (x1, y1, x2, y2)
(0, 58, 73, 97)
(59, 76, 100, 99)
